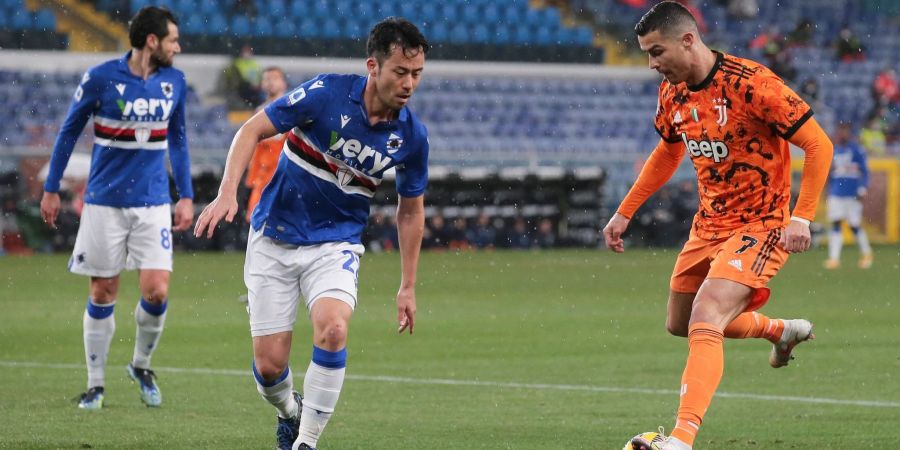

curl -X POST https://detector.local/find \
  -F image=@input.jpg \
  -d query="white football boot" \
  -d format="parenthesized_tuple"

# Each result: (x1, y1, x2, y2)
(770, 319, 815, 368)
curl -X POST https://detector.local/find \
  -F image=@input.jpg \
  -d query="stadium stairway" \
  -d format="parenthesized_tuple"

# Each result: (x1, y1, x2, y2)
(27, 0, 128, 51)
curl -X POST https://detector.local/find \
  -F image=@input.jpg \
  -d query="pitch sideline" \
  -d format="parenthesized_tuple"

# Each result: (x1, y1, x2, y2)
(2, 359, 897, 409)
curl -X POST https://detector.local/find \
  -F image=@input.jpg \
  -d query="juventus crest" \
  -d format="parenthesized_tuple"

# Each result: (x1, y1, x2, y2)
(713, 98, 728, 126)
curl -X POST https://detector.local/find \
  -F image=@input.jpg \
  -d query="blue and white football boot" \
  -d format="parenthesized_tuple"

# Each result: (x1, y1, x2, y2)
(275, 391, 303, 450)
(127, 363, 162, 407)
(77, 386, 104, 410)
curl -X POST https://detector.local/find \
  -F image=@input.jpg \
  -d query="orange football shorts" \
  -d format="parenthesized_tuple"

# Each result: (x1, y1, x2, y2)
(670, 227, 789, 312)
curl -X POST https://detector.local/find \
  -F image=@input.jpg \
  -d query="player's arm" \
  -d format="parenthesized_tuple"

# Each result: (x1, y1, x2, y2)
(41, 69, 101, 228)
(603, 138, 685, 252)
(783, 117, 833, 252)
(194, 109, 278, 238)
(395, 194, 424, 334)
(855, 144, 870, 198)
(167, 81, 195, 232)
(394, 130, 429, 334)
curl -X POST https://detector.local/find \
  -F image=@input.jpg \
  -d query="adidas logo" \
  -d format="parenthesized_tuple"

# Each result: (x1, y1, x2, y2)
(728, 259, 743, 272)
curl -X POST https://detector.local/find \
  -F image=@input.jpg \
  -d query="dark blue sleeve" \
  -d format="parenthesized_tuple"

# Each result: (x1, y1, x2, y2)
(168, 78, 193, 199)
(854, 144, 869, 188)
(395, 126, 429, 198)
(44, 69, 102, 193)
(264, 74, 331, 133)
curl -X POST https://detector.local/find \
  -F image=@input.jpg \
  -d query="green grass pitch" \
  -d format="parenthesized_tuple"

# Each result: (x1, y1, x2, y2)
(1, 246, 898, 449)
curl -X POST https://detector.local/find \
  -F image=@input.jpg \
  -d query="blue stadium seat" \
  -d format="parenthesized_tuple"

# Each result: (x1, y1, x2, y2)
(207, 12, 228, 35)
(255, 16, 274, 38)
(231, 16, 251, 37)
(274, 17, 298, 38)
(10, 9, 32, 30)
(181, 12, 204, 35)
(34, 8, 55, 30)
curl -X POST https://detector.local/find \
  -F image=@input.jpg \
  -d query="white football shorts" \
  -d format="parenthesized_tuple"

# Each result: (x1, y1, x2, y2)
(244, 226, 364, 337)
(69, 203, 173, 277)
(827, 196, 863, 227)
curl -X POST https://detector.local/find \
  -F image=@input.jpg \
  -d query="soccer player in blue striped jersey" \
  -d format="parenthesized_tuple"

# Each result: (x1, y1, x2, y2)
(824, 122, 873, 269)
(194, 18, 429, 450)
(40, 6, 193, 410)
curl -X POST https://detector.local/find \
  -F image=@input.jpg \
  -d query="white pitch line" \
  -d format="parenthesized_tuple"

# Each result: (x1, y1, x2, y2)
(2, 360, 898, 409)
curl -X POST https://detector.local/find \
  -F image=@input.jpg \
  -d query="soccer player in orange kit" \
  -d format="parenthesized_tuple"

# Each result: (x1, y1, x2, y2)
(603, 3, 833, 449)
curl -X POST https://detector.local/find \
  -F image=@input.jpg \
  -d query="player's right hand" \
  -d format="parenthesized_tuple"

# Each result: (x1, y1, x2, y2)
(602, 212, 630, 253)
(193, 195, 238, 239)
(40, 191, 61, 229)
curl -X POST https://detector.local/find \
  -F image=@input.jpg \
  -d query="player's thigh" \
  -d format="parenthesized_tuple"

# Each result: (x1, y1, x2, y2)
(125, 205, 174, 272)
(244, 227, 304, 338)
(670, 230, 719, 295)
(666, 290, 696, 337)
(847, 199, 864, 228)
(827, 196, 851, 223)
(707, 229, 788, 312)
(69, 204, 130, 277)
(300, 242, 365, 314)
(691, 278, 755, 329)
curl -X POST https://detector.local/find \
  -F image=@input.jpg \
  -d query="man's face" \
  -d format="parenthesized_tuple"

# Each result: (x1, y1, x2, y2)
(261, 70, 287, 98)
(150, 22, 181, 68)
(638, 29, 692, 84)
(368, 45, 425, 111)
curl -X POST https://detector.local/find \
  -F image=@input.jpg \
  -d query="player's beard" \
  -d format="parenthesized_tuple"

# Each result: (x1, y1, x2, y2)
(150, 49, 173, 68)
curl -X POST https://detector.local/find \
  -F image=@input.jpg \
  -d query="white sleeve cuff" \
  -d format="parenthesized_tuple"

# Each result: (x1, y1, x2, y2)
(790, 216, 811, 226)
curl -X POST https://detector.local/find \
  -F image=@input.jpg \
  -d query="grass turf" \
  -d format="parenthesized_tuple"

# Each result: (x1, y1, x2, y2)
(1, 246, 898, 449)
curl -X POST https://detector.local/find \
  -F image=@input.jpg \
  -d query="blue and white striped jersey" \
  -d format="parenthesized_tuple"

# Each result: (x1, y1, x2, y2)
(44, 51, 193, 207)
(828, 142, 869, 198)
(253, 73, 429, 246)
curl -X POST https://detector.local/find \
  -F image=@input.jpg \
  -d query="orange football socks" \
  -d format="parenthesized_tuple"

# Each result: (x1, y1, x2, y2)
(671, 323, 725, 446)
(723, 311, 784, 343)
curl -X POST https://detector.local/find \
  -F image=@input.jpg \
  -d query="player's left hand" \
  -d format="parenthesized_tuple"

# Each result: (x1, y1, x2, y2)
(172, 198, 194, 232)
(396, 286, 416, 334)
(780, 219, 811, 253)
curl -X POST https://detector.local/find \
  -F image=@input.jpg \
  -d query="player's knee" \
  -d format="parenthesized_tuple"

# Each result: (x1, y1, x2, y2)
(316, 320, 348, 350)
(90, 285, 117, 303)
(666, 319, 688, 337)
(254, 358, 288, 382)
(142, 286, 168, 303)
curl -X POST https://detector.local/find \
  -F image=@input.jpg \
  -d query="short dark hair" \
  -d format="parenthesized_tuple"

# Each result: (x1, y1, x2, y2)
(366, 17, 429, 65)
(129, 6, 178, 48)
(262, 66, 287, 80)
(634, 1, 698, 37)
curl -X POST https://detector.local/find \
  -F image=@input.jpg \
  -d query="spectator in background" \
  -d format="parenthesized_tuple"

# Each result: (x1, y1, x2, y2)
(872, 67, 899, 106)
(363, 211, 398, 253)
(834, 26, 865, 62)
(725, 0, 758, 19)
(534, 218, 556, 249)
(423, 214, 450, 249)
(787, 19, 815, 47)
(218, 43, 262, 110)
(232, 0, 258, 18)
(244, 67, 289, 221)
(859, 113, 887, 157)
(466, 213, 497, 249)
(798, 77, 823, 112)
(749, 25, 781, 54)
(506, 217, 532, 249)
(448, 216, 471, 250)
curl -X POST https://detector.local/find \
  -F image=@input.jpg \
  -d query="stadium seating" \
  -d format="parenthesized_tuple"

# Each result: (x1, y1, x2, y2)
(107, 0, 595, 54)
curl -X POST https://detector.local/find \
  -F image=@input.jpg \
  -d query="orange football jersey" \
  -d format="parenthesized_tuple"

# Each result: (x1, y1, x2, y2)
(654, 52, 813, 240)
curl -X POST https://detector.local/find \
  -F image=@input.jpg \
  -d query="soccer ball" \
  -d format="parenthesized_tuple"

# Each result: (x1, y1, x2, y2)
(622, 430, 666, 450)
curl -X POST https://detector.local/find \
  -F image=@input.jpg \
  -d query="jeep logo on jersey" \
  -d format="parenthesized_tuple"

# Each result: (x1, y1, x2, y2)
(116, 97, 175, 119)
(681, 133, 729, 163)
(329, 131, 393, 173)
